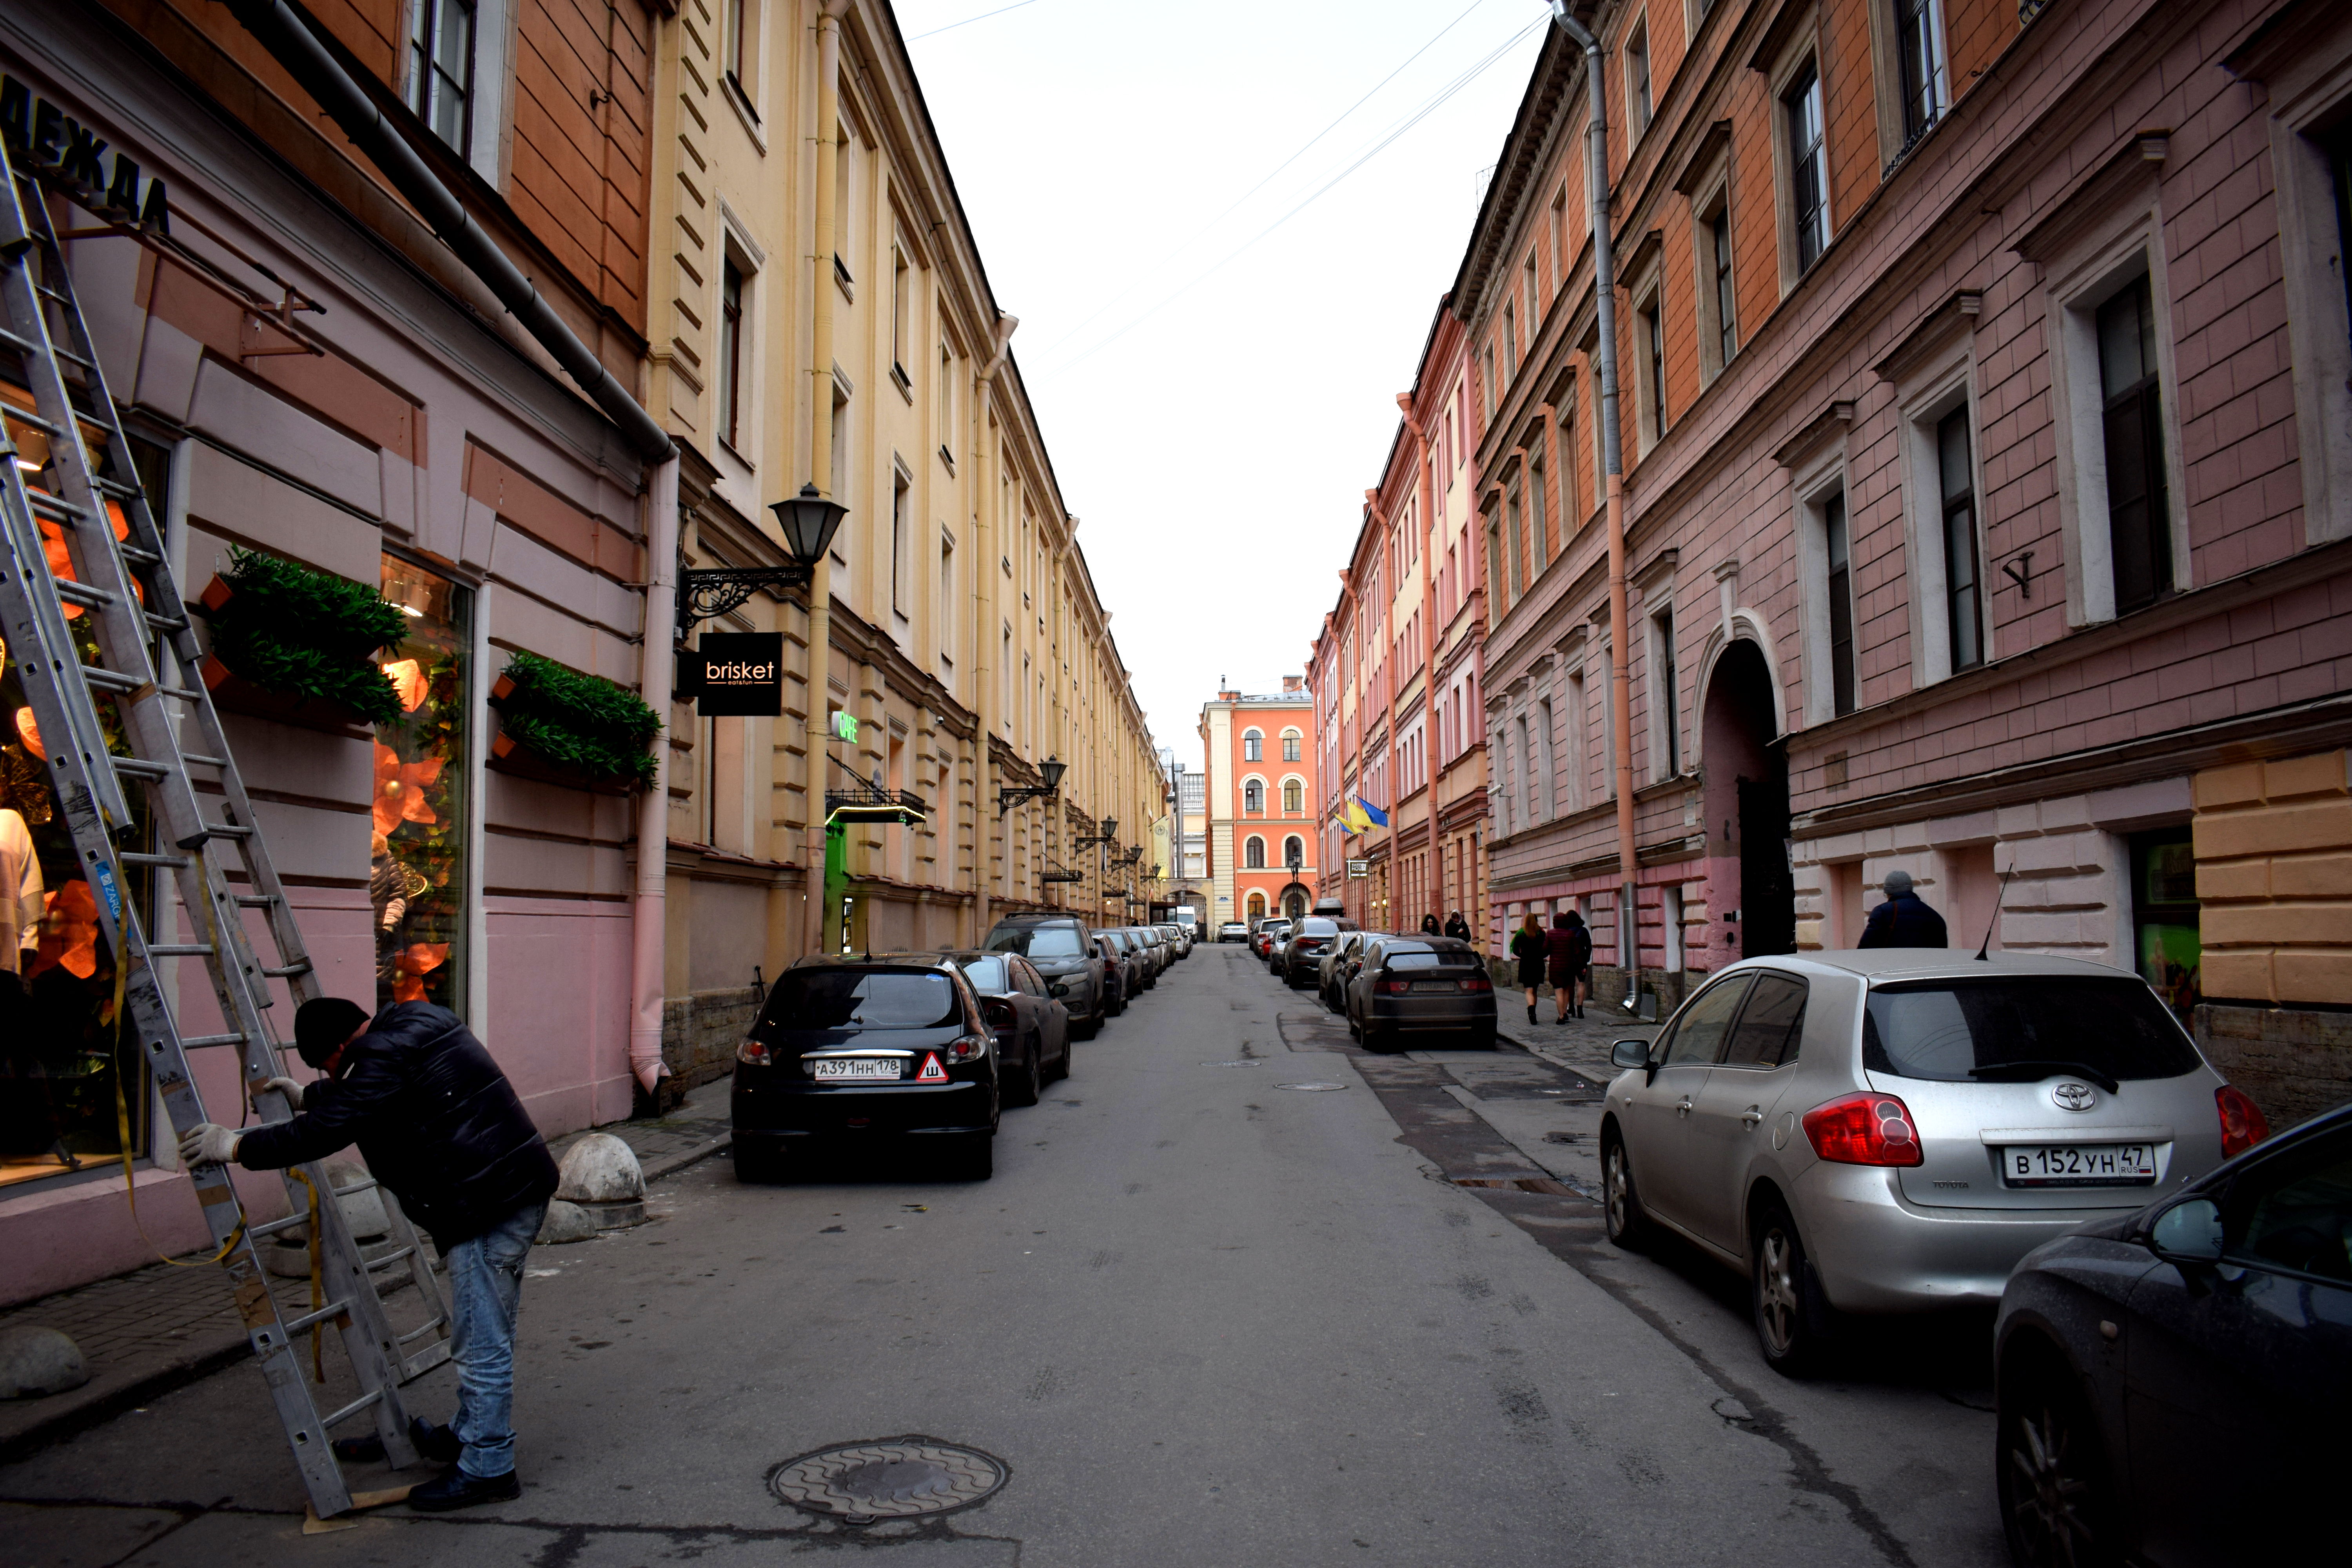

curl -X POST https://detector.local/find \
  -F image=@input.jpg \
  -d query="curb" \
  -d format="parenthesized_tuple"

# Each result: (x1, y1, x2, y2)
(0, 1130, 731, 1463)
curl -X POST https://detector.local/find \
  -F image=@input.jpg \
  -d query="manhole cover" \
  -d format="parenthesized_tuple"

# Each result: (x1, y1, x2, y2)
(1205, 1059, 1264, 1068)
(1275, 1082, 1347, 1091)
(769, 1437, 1008, 1524)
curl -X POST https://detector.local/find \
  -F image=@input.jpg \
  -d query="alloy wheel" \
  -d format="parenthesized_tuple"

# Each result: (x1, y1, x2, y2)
(1756, 1225, 1801, 1358)
(2004, 1396, 2105, 1568)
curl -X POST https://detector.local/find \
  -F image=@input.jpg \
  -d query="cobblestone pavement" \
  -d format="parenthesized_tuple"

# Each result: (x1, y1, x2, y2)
(0, 1080, 730, 1460)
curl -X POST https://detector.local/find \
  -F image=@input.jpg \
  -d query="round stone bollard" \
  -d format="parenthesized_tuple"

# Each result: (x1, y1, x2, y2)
(555, 1133, 648, 1229)
(535, 1200, 600, 1245)
(0, 1325, 91, 1399)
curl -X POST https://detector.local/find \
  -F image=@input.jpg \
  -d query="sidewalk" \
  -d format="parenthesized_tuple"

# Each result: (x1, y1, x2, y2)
(0, 1080, 730, 1463)
(1493, 1002, 1661, 1082)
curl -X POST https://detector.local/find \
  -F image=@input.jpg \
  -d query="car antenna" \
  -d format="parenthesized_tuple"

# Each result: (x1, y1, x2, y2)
(1976, 862, 2015, 962)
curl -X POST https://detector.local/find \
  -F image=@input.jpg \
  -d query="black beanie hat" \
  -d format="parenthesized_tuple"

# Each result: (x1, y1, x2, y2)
(293, 997, 370, 1068)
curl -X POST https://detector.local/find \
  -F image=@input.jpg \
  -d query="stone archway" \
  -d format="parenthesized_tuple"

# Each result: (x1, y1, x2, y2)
(1279, 882, 1311, 920)
(1700, 639, 1794, 958)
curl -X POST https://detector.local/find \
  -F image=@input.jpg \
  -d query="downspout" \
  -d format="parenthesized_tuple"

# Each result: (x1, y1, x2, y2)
(1399, 393, 1440, 931)
(970, 315, 1018, 940)
(226, 0, 681, 1098)
(1549, 2, 1637, 985)
(804, 0, 853, 955)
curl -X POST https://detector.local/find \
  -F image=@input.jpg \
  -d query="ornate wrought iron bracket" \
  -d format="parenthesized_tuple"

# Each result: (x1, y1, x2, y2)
(824, 780, 928, 827)
(676, 563, 815, 633)
(1040, 862, 1085, 885)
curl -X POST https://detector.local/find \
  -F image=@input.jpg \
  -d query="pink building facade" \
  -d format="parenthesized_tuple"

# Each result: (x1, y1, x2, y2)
(1459, 0, 2352, 1120)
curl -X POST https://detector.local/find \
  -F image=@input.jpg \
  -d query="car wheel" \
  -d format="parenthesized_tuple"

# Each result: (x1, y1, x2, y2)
(1005, 1043, 1042, 1108)
(1751, 1198, 1831, 1376)
(1345, 1006, 1361, 1040)
(1468, 1021, 1498, 1050)
(942, 1131, 993, 1182)
(1054, 1035, 1073, 1082)
(1600, 1130, 1646, 1250)
(733, 1139, 786, 1184)
(1997, 1347, 2118, 1568)
(1075, 1011, 1101, 1040)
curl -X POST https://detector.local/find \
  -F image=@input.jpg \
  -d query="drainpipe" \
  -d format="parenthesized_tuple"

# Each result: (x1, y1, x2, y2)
(970, 315, 1018, 940)
(804, 0, 853, 955)
(1549, 1, 1638, 985)
(225, 0, 682, 1099)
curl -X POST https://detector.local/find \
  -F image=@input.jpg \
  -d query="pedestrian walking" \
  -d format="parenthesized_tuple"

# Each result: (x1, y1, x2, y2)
(1509, 912, 1548, 1027)
(1419, 913, 1442, 935)
(1857, 869, 1949, 949)
(1444, 910, 1471, 941)
(1545, 911, 1593, 1021)
(177, 997, 560, 1512)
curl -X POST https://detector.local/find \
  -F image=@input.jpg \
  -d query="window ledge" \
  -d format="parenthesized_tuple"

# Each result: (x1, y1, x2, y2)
(891, 363, 913, 403)
(938, 444, 956, 475)
(834, 256, 855, 302)
(722, 72, 766, 152)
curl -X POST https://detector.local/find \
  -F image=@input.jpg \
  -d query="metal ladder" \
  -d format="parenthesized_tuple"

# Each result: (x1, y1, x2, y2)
(0, 138, 451, 1516)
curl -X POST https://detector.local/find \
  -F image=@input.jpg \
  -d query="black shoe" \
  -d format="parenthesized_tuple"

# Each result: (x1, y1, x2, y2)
(407, 1464, 520, 1512)
(1526, 1005, 1537, 1025)
(331, 1416, 460, 1466)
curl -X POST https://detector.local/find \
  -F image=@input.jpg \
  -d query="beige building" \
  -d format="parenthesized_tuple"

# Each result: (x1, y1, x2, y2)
(641, 0, 1161, 1083)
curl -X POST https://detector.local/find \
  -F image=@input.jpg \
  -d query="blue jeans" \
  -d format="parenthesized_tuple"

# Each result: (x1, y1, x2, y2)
(444, 1200, 546, 1478)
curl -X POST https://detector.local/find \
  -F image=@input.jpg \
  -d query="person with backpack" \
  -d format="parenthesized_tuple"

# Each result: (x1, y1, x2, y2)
(1545, 910, 1593, 1021)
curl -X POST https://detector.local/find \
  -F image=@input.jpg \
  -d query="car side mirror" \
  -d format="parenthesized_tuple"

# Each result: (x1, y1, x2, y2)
(1610, 1039, 1651, 1071)
(2149, 1196, 2224, 1265)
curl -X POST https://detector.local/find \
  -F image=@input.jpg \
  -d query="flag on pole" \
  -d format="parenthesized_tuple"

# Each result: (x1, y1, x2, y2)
(1353, 796, 1389, 828)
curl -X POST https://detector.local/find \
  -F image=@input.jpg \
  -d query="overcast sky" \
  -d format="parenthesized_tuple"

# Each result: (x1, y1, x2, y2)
(903, 0, 1549, 782)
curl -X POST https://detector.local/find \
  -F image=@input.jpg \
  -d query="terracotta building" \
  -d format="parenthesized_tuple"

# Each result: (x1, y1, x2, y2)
(1308, 302, 1490, 935)
(1453, 0, 2352, 1119)
(1201, 681, 1318, 927)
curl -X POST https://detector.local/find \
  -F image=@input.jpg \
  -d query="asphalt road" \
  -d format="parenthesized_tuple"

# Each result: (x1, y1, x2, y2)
(0, 943, 2007, 1568)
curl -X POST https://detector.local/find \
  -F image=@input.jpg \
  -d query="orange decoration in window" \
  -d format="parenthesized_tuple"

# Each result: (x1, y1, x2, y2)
(372, 742, 445, 839)
(390, 941, 449, 1003)
(14, 706, 42, 760)
(35, 501, 137, 619)
(29, 878, 99, 980)
(381, 658, 427, 713)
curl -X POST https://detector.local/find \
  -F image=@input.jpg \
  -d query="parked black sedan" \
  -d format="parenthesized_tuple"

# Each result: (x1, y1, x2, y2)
(932, 950, 1072, 1108)
(1343, 936, 1497, 1050)
(1278, 915, 1354, 989)
(731, 956, 999, 1181)
(1993, 1098, 2348, 1566)
(1091, 933, 1132, 1015)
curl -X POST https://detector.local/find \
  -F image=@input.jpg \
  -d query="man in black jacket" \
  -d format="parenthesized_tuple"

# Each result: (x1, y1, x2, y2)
(178, 998, 559, 1512)
(1857, 869, 1949, 949)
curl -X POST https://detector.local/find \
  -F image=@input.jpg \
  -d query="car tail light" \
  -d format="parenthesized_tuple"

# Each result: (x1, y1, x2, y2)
(737, 1037, 771, 1066)
(980, 997, 1016, 1033)
(1377, 976, 1413, 995)
(946, 1034, 991, 1064)
(1801, 1092, 1923, 1167)
(1459, 973, 1493, 993)
(2216, 1085, 2270, 1158)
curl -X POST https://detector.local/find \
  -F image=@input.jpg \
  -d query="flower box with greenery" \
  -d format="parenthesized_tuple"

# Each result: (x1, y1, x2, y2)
(486, 652, 659, 795)
(195, 548, 405, 733)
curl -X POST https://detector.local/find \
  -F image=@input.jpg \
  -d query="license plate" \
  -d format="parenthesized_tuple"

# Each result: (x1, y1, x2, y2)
(1409, 980, 1457, 993)
(2001, 1143, 2157, 1187)
(811, 1058, 901, 1081)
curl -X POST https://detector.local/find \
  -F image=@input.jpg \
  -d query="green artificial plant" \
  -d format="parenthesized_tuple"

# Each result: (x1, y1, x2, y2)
(198, 547, 406, 723)
(492, 650, 660, 786)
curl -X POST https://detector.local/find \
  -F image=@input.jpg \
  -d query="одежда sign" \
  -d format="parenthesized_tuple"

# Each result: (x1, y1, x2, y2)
(692, 632, 783, 715)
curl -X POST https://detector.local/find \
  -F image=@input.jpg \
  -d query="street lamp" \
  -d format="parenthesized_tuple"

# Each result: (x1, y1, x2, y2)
(998, 755, 1066, 815)
(675, 483, 850, 630)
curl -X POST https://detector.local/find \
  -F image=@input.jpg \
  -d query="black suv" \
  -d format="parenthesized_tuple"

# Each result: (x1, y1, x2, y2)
(1278, 916, 1355, 988)
(732, 956, 999, 1181)
(983, 915, 1105, 1036)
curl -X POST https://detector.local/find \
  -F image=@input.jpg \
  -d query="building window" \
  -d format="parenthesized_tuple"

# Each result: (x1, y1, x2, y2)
(1824, 490, 1857, 716)
(1896, 0, 1947, 145)
(2097, 275, 2174, 614)
(1245, 836, 1266, 869)
(407, 0, 475, 152)
(1283, 835, 1305, 868)
(718, 258, 746, 450)
(374, 554, 472, 1014)
(1528, 457, 1549, 570)
(1643, 298, 1666, 444)
(938, 533, 956, 679)
(1243, 730, 1262, 762)
(1785, 61, 1828, 273)
(891, 241, 910, 385)
(1627, 22, 1652, 136)
(1282, 732, 1300, 762)
(1652, 605, 1680, 776)
(1503, 301, 1517, 377)
(1710, 209, 1736, 369)
(1283, 779, 1303, 813)
(1937, 407, 1982, 671)
(1244, 780, 1264, 813)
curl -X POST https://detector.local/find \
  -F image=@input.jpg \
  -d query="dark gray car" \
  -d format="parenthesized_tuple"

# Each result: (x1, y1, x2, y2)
(983, 915, 1105, 1036)
(1279, 916, 1355, 988)
(1095, 928, 1150, 996)
(1344, 936, 1497, 1050)
(934, 951, 1073, 1108)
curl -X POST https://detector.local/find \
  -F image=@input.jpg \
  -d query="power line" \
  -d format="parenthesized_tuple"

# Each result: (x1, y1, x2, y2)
(909, 0, 1044, 42)
(1035, 15, 1546, 377)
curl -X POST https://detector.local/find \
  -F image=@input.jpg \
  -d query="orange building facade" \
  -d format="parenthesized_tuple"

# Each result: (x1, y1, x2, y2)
(1200, 681, 1318, 927)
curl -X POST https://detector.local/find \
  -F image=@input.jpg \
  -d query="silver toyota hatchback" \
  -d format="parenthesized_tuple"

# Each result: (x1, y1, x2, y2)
(1599, 950, 2265, 1375)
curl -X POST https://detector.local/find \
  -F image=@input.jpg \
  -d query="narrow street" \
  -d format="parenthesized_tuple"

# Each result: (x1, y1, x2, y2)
(2, 944, 2004, 1568)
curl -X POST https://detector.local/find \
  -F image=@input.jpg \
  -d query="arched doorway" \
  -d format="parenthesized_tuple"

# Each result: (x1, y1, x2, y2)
(1246, 891, 1267, 921)
(1280, 883, 1310, 919)
(1701, 640, 1794, 958)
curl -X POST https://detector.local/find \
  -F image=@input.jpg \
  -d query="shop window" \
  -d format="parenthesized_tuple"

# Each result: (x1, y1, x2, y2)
(374, 555, 471, 1014)
(2131, 828, 2199, 1022)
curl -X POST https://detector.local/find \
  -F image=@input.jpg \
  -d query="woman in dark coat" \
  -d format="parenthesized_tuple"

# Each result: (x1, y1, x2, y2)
(1508, 912, 1548, 1026)
(1419, 913, 1442, 935)
(1544, 910, 1593, 1022)
(1443, 911, 1472, 941)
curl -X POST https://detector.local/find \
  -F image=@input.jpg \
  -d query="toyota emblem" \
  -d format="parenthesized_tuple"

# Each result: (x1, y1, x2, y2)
(2051, 1082, 2096, 1112)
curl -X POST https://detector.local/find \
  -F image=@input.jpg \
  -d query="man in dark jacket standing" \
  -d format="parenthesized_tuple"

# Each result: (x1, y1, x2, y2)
(1857, 869, 1949, 949)
(178, 998, 559, 1512)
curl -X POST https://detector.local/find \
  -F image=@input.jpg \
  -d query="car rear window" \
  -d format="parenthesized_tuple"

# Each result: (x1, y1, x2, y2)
(761, 970, 960, 1031)
(1863, 977, 2201, 1083)
(986, 925, 1085, 958)
(1296, 918, 1341, 936)
(1382, 944, 1445, 970)
(955, 956, 1008, 992)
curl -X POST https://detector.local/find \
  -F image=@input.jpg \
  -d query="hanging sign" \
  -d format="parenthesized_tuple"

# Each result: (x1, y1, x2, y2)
(692, 633, 782, 716)
(1346, 859, 1370, 879)
(831, 710, 858, 742)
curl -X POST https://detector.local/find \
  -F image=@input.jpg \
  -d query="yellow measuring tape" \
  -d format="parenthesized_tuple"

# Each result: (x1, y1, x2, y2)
(109, 933, 245, 1268)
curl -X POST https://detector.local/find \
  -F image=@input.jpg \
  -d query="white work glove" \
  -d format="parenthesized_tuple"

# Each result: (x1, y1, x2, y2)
(178, 1123, 243, 1167)
(259, 1076, 309, 1111)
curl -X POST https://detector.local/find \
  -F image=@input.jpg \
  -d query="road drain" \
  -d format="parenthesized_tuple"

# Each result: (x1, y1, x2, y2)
(768, 1437, 1008, 1524)
(1275, 1081, 1347, 1091)
(1205, 1060, 1264, 1068)
(1454, 1176, 1577, 1195)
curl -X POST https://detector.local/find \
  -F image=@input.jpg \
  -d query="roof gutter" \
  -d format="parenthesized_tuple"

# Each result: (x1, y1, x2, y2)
(228, 0, 675, 466)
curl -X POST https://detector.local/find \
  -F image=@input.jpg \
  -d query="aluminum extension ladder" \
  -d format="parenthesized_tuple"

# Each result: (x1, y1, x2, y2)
(0, 138, 451, 1516)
